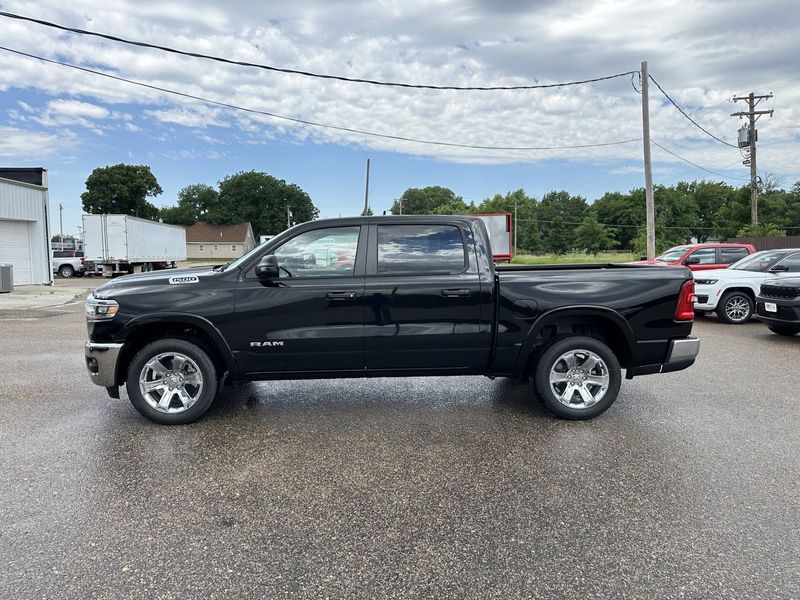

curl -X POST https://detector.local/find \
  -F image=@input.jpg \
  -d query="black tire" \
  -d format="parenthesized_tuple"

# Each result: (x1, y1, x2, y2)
(534, 336, 622, 420)
(58, 264, 74, 278)
(768, 324, 800, 337)
(126, 338, 218, 425)
(716, 291, 753, 324)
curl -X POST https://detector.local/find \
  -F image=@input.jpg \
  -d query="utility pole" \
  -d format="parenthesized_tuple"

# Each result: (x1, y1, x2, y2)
(640, 61, 655, 260)
(513, 198, 518, 256)
(732, 93, 773, 224)
(362, 158, 371, 216)
(59, 203, 63, 244)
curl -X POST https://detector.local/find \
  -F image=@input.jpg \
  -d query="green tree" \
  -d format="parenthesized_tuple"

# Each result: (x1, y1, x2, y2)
(592, 191, 644, 250)
(210, 171, 318, 237)
(390, 186, 466, 215)
(736, 222, 787, 237)
(160, 183, 219, 226)
(539, 191, 588, 252)
(545, 216, 572, 255)
(477, 189, 542, 252)
(81, 164, 162, 219)
(574, 213, 619, 256)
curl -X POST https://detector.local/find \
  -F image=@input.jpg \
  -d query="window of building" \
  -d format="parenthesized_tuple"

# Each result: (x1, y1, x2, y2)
(198, 244, 204, 252)
(231, 244, 237, 252)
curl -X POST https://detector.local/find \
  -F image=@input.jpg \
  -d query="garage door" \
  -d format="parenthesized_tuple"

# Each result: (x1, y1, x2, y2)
(0, 219, 33, 285)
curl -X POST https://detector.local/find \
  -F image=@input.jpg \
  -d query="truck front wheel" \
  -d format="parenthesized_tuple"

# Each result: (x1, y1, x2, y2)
(126, 338, 218, 425)
(534, 336, 621, 420)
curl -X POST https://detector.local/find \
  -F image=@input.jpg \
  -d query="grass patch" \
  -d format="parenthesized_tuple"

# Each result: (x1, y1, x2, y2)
(510, 252, 636, 265)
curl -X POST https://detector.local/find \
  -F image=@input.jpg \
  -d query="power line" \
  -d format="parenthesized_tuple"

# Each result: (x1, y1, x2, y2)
(648, 75, 737, 148)
(0, 11, 637, 91)
(0, 46, 643, 152)
(650, 139, 748, 181)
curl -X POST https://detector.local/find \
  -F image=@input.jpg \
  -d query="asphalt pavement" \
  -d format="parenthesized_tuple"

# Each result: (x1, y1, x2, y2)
(1, 304, 799, 599)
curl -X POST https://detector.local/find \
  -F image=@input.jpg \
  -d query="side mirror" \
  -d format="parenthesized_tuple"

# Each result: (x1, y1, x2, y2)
(255, 254, 280, 278)
(684, 256, 700, 265)
(769, 264, 789, 273)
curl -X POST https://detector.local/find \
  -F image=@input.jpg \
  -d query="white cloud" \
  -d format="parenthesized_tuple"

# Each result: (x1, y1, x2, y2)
(0, 126, 77, 158)
(0, 0, 797, 174)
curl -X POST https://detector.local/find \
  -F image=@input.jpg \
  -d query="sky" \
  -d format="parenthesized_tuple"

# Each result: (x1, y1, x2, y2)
(0, 0, 798, 237)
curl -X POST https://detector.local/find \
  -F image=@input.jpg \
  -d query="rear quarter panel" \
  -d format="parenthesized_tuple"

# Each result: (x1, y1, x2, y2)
(494, 264, 693, 373)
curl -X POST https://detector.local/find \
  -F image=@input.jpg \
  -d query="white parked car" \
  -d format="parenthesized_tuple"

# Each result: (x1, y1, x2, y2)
(694, 249, 800, 323)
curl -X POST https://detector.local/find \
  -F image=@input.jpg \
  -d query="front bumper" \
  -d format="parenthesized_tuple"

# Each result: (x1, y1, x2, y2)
(84, 341, 123, 388)
(755, 297, 800, 325)
(693, 285, 721, 310)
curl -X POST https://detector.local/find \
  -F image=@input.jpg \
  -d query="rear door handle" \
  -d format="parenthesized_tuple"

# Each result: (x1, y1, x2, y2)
(326, 290, 357, 300)
(441, 288, 471, 297)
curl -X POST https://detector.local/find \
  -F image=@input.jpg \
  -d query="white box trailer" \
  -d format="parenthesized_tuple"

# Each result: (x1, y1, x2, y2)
(473, 213, 513, 261)
(83, 214, 186, 276)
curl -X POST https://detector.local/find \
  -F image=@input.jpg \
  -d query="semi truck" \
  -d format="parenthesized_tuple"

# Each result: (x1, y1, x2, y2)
(83, 214, 186, 276)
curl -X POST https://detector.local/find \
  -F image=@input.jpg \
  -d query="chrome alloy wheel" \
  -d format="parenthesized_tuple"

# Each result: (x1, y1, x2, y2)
(548, 349, 610, 410)
(138, 352, 204, 414)
(724, 295, 750, 322)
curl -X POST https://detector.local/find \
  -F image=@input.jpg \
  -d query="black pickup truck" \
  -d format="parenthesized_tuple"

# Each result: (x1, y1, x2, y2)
(84, 216, 699, 425)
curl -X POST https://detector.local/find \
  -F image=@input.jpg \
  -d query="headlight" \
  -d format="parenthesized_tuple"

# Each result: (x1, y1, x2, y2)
(694, 279, 717, 286)
(85, 295, 119, 321)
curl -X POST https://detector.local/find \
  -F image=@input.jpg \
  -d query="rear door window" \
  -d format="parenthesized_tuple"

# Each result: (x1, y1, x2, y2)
(377, 225, 467, 275)
(719, 247, 749, 264)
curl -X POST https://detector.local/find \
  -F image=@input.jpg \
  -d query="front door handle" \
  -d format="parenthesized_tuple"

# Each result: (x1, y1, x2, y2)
(441, 288, 471, 297)
(326, 290, 357, 300)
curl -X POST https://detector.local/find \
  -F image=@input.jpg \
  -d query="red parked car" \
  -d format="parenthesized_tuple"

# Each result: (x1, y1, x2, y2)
(632, 243, 757, 271)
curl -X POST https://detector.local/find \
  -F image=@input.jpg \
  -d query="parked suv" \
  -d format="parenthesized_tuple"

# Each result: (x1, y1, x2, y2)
(756, 277, 800, 336)
(631, 243, 755, 271)
(52, 250, 85, 278)
(694, 249, 800, 323)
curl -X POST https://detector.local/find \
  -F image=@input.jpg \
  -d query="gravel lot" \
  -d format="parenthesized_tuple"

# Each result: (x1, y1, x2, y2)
(1, 301, 799, 599)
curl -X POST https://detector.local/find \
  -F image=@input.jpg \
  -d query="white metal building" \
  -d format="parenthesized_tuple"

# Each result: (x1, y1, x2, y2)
(0, 168, 52, 285)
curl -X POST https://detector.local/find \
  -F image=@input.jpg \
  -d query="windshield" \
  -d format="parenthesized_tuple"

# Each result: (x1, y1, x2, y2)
(730, 250, 787, 272)
(655, 246, 690, 262)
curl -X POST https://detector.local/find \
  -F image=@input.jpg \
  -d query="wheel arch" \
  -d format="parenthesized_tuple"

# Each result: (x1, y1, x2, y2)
(114, 313, 238, 385)
(515, 306, 635, 377)
(721, 285, 757, 299)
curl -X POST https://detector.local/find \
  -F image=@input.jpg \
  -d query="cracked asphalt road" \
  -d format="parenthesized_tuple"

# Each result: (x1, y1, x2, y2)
(1, 304, 799, 599)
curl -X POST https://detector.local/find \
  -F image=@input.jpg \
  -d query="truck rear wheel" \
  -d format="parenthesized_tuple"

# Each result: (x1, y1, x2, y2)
(58, 265, 74, 278)
(126, 338, 218, 425)
(534, 336, 621, 420)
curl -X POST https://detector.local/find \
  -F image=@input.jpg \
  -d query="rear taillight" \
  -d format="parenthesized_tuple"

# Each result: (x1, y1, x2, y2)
(674, 279, 696, 321)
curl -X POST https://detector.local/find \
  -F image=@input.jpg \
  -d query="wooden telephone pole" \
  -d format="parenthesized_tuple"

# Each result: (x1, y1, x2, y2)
(732, 93, 773, 224)
(640, 61, 655, 260)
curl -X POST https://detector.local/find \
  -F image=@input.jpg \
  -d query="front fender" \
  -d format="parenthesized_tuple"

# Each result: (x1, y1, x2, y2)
(116, 312, 239, 379)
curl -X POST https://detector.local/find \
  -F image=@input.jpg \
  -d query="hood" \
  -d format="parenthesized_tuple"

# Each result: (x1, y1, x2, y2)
(763, 276, 800, 287)
(694, 267, 759, 281)
(92, 266, 220, 299)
